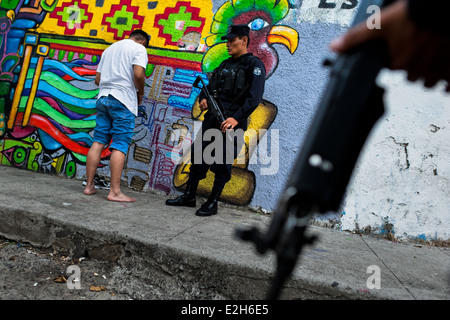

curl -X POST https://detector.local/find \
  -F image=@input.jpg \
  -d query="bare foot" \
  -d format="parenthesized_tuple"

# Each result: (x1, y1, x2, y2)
(83, 185, 97, 195)
(107, 192, 136, 202)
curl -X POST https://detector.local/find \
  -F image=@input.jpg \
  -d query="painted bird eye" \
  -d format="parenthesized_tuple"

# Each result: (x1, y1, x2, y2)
(248, 18, 269, 31)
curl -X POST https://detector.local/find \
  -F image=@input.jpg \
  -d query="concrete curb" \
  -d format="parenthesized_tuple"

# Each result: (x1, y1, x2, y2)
(0, 166, 448, 299)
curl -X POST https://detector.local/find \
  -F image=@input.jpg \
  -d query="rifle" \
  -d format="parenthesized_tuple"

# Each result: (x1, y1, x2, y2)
(193, 75, 227, 124)
(236, 0, 392, 299)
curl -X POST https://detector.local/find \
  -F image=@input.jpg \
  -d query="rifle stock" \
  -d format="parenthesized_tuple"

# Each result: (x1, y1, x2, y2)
(236, 0, 391, 299)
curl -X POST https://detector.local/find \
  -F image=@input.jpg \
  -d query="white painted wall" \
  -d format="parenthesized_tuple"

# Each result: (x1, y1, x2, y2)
(272, 1, 450, 242)
(341, 70, 450, 241)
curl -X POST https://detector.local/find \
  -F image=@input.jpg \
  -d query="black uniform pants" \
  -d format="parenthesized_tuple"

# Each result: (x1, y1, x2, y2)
(188, 113, 244, 193)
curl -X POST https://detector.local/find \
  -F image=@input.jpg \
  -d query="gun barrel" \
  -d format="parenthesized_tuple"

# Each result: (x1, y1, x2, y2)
(236, 0, 391, 301)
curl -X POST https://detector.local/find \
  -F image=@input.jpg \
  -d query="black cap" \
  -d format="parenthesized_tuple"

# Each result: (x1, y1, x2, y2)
(221, 24, 250, 40)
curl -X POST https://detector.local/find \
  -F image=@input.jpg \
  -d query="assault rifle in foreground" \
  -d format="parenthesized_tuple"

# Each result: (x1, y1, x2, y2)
(236, 0, 392, 299)
(193, 75, 227, 123)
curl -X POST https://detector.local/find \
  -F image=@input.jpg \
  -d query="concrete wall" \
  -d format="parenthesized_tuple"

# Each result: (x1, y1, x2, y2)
(341, 71, 450, 242)
(0, 0, 448, 242)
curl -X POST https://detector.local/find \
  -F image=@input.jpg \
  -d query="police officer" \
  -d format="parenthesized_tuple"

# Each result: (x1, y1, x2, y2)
(166, 24, 266, 216)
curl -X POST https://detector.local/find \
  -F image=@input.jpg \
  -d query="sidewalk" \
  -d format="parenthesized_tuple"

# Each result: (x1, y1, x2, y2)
(0, 165, 448, 300)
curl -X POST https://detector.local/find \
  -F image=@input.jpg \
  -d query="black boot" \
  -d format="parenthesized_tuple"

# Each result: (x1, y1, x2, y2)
(165, 180, 198, 207)
(195, 188, 222, 216)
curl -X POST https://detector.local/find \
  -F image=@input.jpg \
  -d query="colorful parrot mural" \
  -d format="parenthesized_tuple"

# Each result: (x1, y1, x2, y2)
(173, 0, 299, 205)
(202, 0, 298, 76)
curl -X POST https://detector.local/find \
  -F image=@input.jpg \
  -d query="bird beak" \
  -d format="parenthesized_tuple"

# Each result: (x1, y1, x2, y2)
(267, 25, 299, 54)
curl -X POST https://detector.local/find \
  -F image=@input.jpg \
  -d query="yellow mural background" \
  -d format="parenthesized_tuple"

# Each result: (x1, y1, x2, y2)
(35, 0, 214, 49)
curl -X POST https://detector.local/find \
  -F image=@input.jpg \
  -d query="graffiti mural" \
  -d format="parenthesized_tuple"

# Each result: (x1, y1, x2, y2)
(0, 0, 298, 207)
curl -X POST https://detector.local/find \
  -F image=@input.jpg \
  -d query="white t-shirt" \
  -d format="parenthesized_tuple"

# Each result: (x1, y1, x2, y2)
(97, 39, 148, 116)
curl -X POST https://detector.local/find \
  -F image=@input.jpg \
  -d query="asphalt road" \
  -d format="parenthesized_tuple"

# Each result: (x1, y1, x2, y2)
(0, 236, 132, 300)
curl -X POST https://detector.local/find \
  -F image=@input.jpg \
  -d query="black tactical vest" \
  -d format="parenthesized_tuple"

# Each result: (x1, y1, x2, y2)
(208, 54, 256, 103)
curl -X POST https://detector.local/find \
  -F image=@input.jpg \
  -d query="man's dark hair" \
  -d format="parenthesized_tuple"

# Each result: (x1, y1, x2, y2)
(130, 29, 150, 47)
